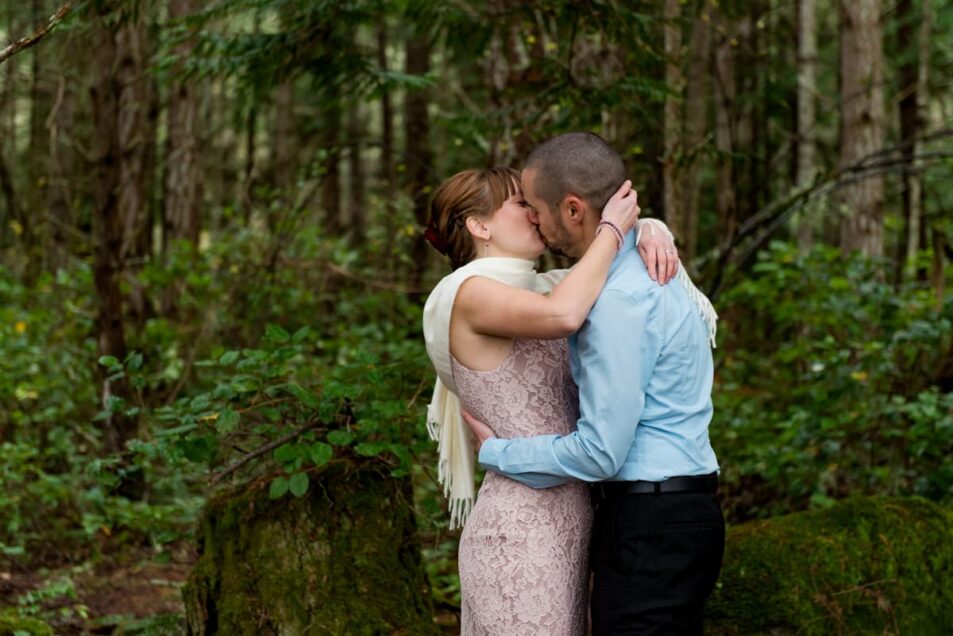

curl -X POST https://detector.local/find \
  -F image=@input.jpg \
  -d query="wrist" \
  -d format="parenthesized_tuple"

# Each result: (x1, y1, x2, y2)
(596, 220, 624, 250)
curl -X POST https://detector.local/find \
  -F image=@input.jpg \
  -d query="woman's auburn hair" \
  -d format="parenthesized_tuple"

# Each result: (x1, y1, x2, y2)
(428, 167, 521, 269)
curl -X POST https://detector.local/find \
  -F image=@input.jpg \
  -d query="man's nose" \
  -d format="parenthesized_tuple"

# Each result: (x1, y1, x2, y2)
(528, 208, 539, 224)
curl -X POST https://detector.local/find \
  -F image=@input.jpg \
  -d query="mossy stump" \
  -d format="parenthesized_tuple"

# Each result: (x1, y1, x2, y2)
(182, 463, 437, 635)
(706, 496, 953, 635)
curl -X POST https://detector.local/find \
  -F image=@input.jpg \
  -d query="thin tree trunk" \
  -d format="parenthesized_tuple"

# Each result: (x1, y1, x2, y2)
(164, 0, 202, 248)
(838, 0, 885, 257)
(713, 7, 737, 245)
(87, 2, 141, 495)
(46, 67, 76, 271)
(163, 0, 203, 314)
(321, 101, 342, 233)
(896, 0, 930, 282)
(377, 22, 395, 194)
(116, 11, 155, 323)
(794, 0, 817, 250)
(662, 0, 682, 239)
(680, 2, 711, 262)
(405, 33, 432, 289)
(346, 101, 366, 243)
(271, 78, 295, 225)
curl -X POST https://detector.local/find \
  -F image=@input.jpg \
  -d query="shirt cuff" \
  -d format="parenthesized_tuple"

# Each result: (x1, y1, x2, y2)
(478, 437, 505, 471)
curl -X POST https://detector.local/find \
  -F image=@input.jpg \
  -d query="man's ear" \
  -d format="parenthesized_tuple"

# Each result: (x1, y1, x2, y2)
(465, 215, 491, 241)
(562, 195, 588, 227)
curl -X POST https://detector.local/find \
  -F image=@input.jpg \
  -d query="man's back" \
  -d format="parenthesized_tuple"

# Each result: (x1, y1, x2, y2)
(569, 239, 719, 481)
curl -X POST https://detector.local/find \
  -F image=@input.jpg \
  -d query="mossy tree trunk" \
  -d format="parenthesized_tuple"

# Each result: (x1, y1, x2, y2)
(183, 463, 437, 635)
(706, 496, 953, 635)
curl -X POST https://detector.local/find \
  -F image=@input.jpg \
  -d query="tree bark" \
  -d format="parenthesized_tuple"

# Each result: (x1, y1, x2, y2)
(713, 7, 737, 246)
(164, 0, 202, 249)
(794, 0, 818, 250)
(377, 21, 395, 194)
(346, 101, 366, 243)
(405, 33, 432, 289)
(680, 2, 711, 262)
(163, 0, 203, 315)
(837, 0, 885, 257)
(320, 100, 342, 233)
(271, 78, 295, 221)
(896, 0, 930, 281)
(87, 2, 141, 495)
(662, 0, 682, 240)
(116, 10, 156, 323)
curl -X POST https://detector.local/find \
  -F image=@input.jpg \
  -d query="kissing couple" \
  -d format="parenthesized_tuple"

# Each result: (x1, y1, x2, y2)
(423, 132, 725, 635)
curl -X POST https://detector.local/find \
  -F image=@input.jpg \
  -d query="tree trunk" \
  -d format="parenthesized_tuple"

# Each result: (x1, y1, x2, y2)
(164, 0, 202, 249)
(680, 2, 711, 262)
(794, 0, 818, 250)
(87, 1, 142, 497)
(22, 0, 49, 281)
(713, 7, 737, 246)
(46, 66, 76, 271)
(116, 11, 156, 323)
(320, 100, 342, 233)
(183, 464, 437, 635)
(837, 0, 885, 257)
(405, 33, 432, 289)
(163, 0, 203, 315)
(271, 78, 295, 223)
(377, 21, 395, 194)
(346, 101, 366, 243)
(896, 0, 930, 282)
(662, 0, 682, 240)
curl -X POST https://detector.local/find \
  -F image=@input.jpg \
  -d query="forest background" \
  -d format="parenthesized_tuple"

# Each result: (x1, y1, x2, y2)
(0, 0, 951, 633)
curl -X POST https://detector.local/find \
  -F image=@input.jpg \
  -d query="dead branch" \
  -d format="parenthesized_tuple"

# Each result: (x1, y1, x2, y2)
(0, 3, 73, 66)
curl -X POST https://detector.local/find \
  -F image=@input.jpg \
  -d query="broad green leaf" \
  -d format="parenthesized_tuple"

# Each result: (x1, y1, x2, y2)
(219, 350, 240, 365)
(269, 477, 289, 499)
(289, 472, 309, 497)
(327, 430, 355, 446)
(265, 324, 290, 343)
(309, 442, 333, 467)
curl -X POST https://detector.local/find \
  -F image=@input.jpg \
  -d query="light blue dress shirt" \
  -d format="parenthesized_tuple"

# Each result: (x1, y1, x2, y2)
(478, 230, 719, 488)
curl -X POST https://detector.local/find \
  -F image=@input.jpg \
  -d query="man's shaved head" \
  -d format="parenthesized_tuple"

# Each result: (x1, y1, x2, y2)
(523, 132, 626, 215)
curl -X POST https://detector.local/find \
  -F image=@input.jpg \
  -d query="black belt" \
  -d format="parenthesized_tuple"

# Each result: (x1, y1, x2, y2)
(592, 473, 718, 500)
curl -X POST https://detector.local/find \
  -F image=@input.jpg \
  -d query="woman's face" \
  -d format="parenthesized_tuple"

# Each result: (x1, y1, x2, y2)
(484, 192, 546, 259)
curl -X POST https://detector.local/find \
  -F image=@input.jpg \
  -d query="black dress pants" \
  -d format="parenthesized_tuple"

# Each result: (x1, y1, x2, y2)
(590, 490, 725, 635)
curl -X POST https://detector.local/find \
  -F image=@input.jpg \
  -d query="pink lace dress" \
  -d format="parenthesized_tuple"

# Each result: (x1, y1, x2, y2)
(451, 338, 593, 635)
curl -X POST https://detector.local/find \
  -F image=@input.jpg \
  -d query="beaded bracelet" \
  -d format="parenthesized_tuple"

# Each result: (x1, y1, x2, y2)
(596, 220, 624, 250)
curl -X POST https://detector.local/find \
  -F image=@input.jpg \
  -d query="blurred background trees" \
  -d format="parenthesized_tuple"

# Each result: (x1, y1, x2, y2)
(0, 0, 950, 631)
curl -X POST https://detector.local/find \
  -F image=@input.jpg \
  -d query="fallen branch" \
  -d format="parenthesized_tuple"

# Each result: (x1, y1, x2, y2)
(0, 3, 72, 66)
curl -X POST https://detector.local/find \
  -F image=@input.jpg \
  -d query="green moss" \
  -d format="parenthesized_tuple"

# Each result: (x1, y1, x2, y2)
(0, 609, 53, 636)
(706, 496, 953, 635)
(182, 463, 437, 635)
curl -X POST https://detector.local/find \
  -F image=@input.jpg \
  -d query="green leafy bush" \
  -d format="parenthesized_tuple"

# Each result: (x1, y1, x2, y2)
(714, 243, 953, 520)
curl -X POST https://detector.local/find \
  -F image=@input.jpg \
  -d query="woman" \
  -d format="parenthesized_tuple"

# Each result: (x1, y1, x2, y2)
(422, 167, 678, 634)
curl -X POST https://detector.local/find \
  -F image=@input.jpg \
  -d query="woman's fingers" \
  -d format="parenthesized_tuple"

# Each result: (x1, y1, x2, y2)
(640, 244, 658, 282)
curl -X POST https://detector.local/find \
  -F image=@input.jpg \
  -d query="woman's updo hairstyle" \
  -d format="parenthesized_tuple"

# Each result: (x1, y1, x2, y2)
(426, 167, 522, 269)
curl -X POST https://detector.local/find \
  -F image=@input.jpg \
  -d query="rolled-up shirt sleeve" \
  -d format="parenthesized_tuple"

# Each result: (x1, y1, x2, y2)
(478, 288, 661, 488)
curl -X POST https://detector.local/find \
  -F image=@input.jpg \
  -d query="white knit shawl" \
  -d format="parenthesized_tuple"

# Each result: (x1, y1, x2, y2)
(421, 219, 718, 530)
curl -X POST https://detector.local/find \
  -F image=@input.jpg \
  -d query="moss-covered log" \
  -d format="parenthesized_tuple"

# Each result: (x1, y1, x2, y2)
(182, 463, 437, 635)
(706, 496, 953, 635)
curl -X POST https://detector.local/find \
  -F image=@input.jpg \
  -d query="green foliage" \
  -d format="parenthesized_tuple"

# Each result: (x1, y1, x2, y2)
(714, 243, 953, 520)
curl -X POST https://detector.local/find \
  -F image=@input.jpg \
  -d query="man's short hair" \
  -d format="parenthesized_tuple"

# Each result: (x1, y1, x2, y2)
(524, 132, 626, 214)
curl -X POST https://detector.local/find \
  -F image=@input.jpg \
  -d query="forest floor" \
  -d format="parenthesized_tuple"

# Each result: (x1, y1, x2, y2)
(2, 538, 462, 634)
(0, 539, 194, 634)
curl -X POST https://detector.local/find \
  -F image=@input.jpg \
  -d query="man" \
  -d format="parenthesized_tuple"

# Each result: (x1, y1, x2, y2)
(463, 132, 724, 635)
